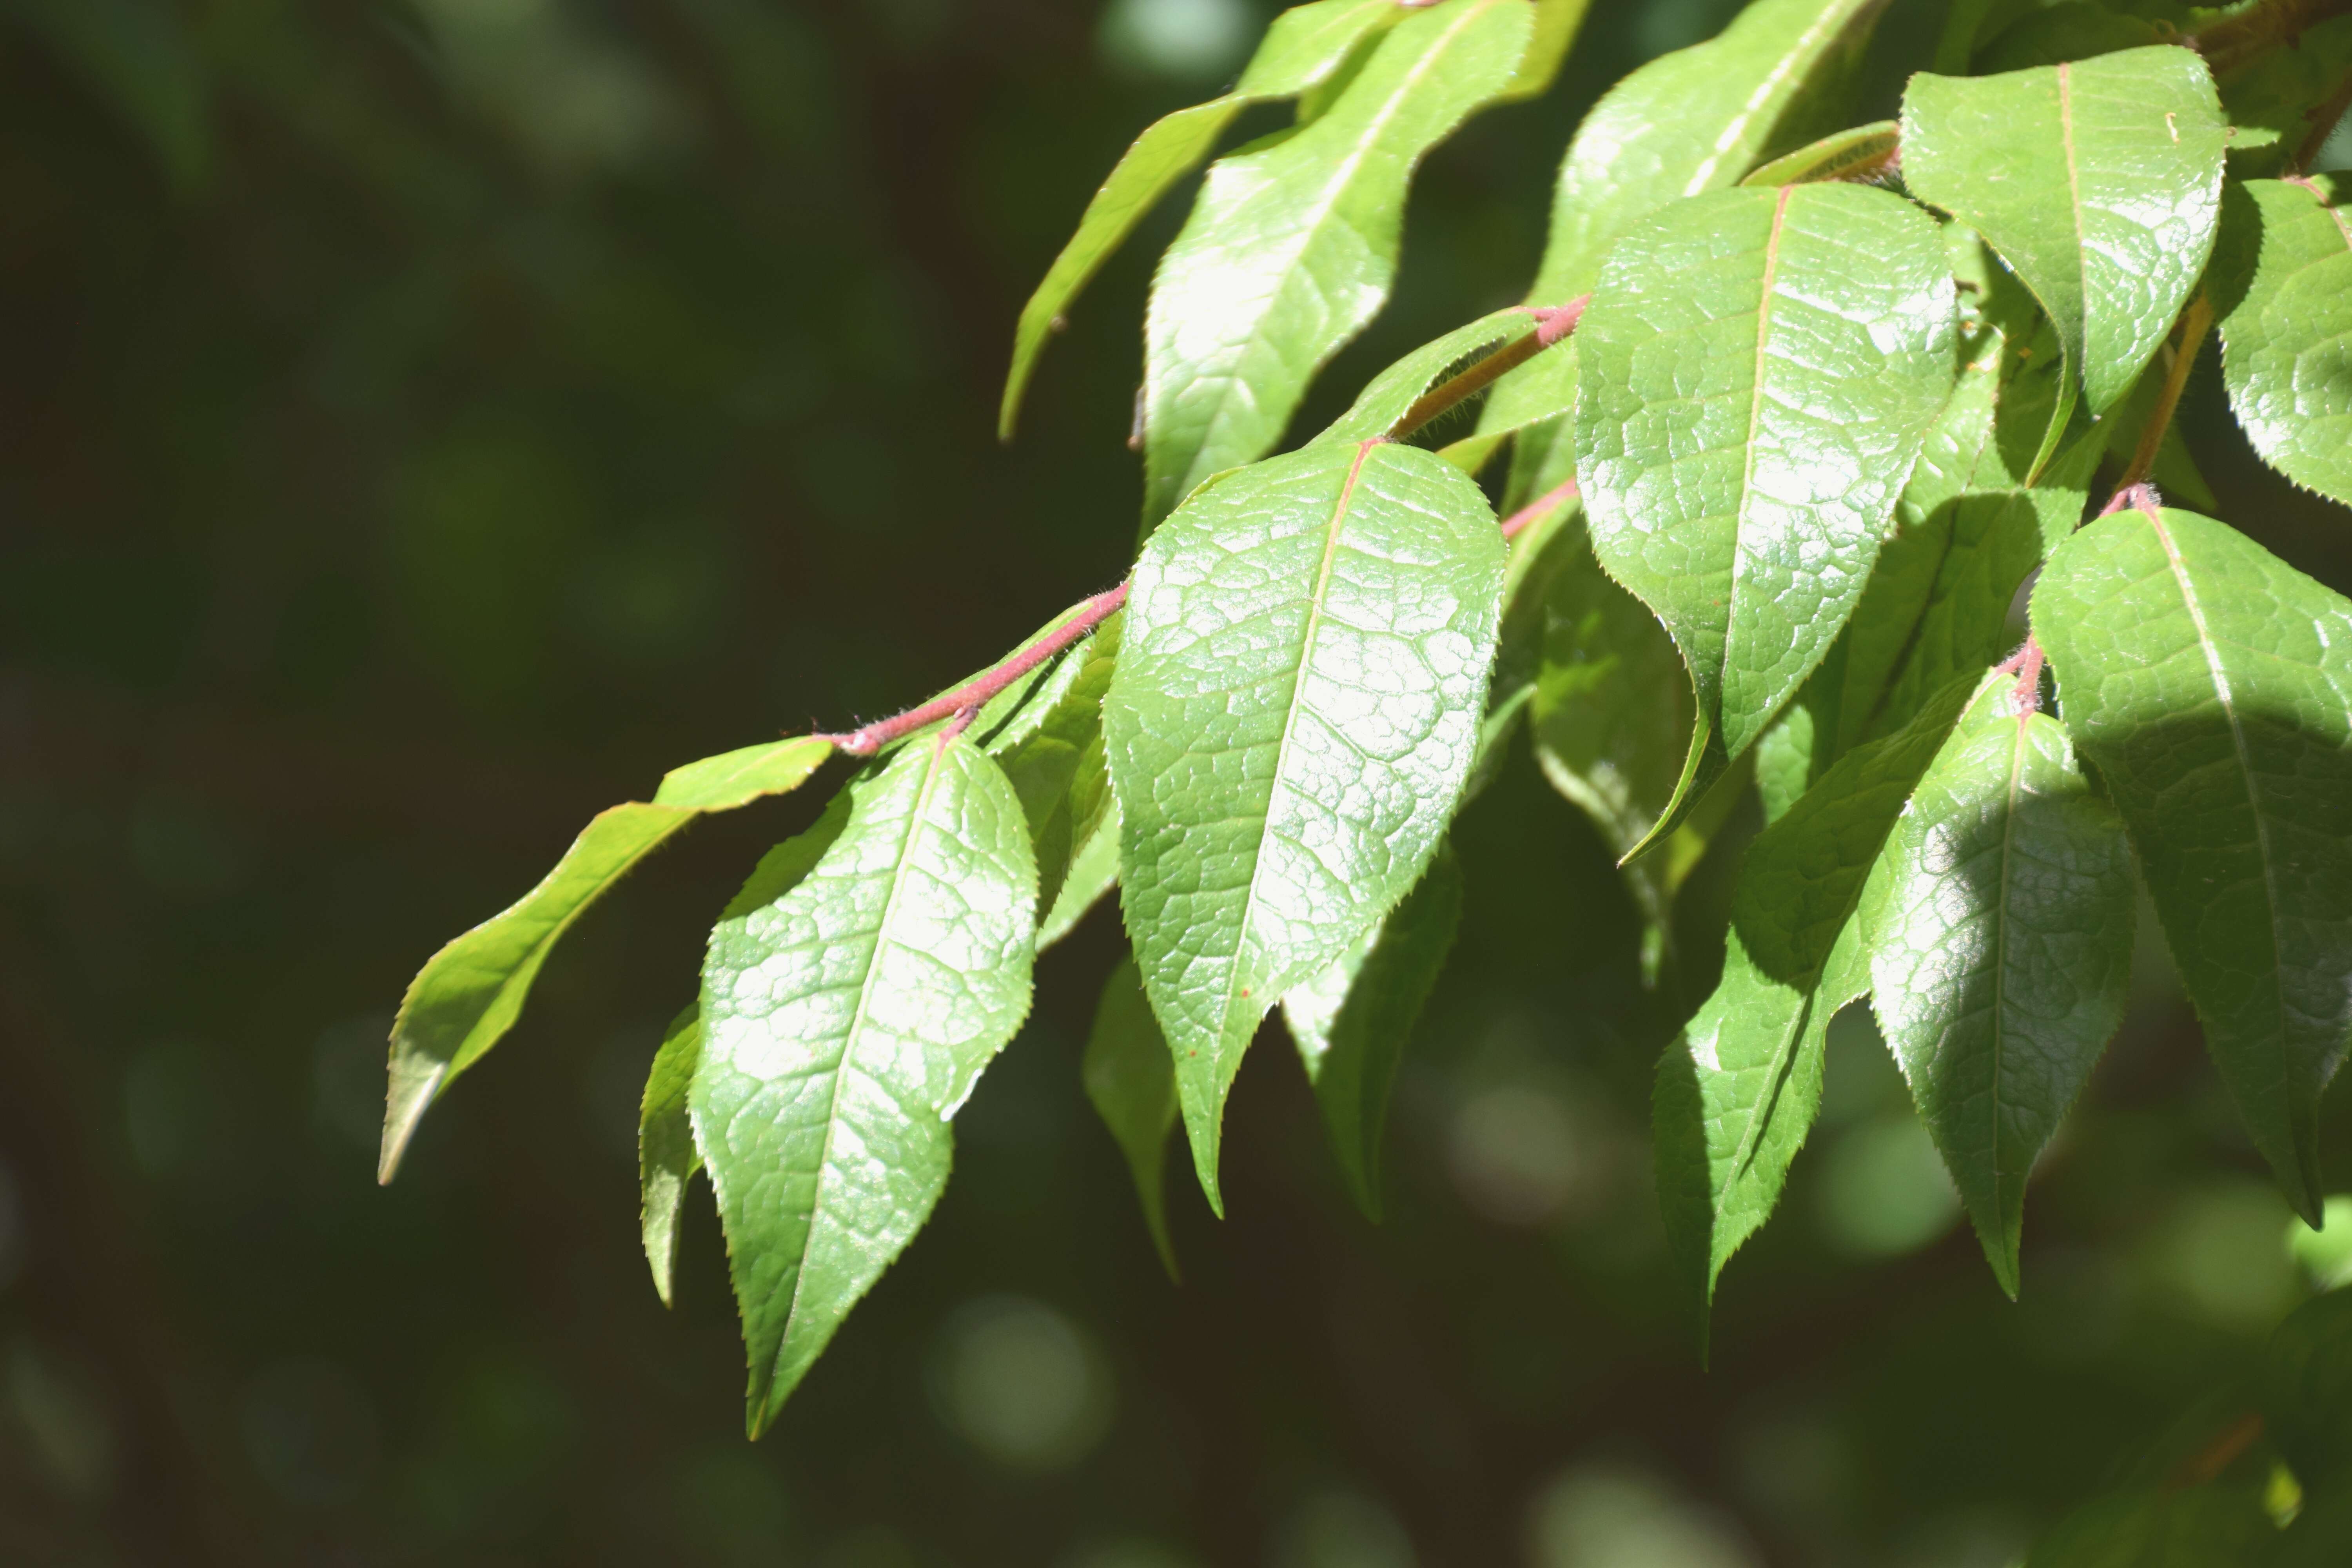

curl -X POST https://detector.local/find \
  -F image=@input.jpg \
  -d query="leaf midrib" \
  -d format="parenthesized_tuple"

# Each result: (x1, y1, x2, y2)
(2140, 507, 2292, 1096)
(1723, 183, 1798, 731)
(772, 737, 954, 1402)
(1991, 709, 2024, 1220)
(1172, 0, 1498, 492)
(1218, 441, 1383, 1083)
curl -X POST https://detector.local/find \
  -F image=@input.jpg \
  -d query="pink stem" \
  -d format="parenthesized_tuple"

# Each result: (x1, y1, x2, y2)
(1993, 637, 2047, 717)
(1501, 477, 1580, 540)
(821, 582, 1129, 756)
(2100, 481, 2162, 518)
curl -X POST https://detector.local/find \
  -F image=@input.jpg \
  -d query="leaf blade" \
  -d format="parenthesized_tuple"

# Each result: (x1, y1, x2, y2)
(1083, 956, 1182, 1278)
(2215, 174, 2352, 510)
(640, 1003, 706, 1308)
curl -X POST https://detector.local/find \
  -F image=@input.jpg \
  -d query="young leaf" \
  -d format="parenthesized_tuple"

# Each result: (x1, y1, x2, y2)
(1738, 120, 1898, 189)
(2034, 506, 2352, 1225)
(1861, 672, 2136, 1296)
(1309, 307, 1548, 449)
(2214, 175, 2352, 511)
(1083, 956, 1181, 1278)
(1576, 182, 1955, 792)
(1141, 0, 1532, 527)
(1281, 846, 1463, 1220)
(639, 1003, 704, 1308)
(693, 734, 1038, 1435)
(1658, 677, 1976, 1318)
(1105, 440, 1506, 1211)
(1900, 47, 2229, 444)
(380, 734, 833, 1181)
(998, 0, 1407, 438)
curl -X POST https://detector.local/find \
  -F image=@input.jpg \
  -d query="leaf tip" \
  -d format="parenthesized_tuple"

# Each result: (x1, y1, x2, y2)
(376, 1053, 443, 1185)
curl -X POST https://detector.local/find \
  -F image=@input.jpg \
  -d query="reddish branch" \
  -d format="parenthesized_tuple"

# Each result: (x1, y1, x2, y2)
(1389, 295, 1589, 440)
(820, 583, 1129, 755)
(1501, 477, 1580, 540)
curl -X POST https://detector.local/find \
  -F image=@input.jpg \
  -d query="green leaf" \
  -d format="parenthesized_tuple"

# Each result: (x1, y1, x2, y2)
(2217, 14, 2352, 171)
(1039, 803, 1120, 952)
(693, 735, 1038, 1435)
(1933, 0, 2037, 74)
(1523, 521, 1719, 973)
(1577, 181, 1956, 794)
(997, 0, 1406, 438)
(1105, 439, 1506, 1211)
(380, 734, 833, 1181)
(1310, 307, 1548, 449)
(1900, 47, 2229, 441)
(984, 615, 1120, 918)
(2024, 1488, 2278, 1568)
(1738, 120, 1898, 188)
(1975, 6, 2164, 74)
(1495, 0, 1595, 103)
(1083, 956, 1181, 1278)
(1281, 846, 1463, 1220)
(2265, 1287, 2352, 1495)
(1141, 0, 1532, 527)
(1860, 672, 2136, 1296)
(1820, 230, 2089, 761)
(2034, 506, 2352, 1225)
(1659, 677, 1975, 1318)
(1524, 0, 1887, 305)
(2215, 175, 2352, 511)
(639, 1003, 704, 1308)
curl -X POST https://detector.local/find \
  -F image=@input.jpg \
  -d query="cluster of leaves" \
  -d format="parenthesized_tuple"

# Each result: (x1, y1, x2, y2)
(379, 0, 2352, 1484)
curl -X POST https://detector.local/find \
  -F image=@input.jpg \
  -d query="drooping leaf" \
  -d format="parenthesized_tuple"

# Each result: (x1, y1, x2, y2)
(1282, 846, 1463, 1220)
(1860, 672, 2137, 1296)
(2263, 1287, 2352, 1494)
(1141, 0, 1532, 527)
(1577, 181, 1956, 814)
(2022, 1488, 2279, 1568)
(1658, 677, 1975, 1318)
(1820, 229, 2091, 762)
(1739, 120, 1898, 188)
(380, 734, 833, 1181)
(1900, 47, 2229, 448)
(1491, 0, 1889, 511)
(1105, 440, 1506, 1210)
(639, 1003, 704, 1308)
(2034, 506, 2352, 1225)
(1083, 956, 1181, 1278)
(997, 0, 1407, 437)
(693, 735, 1038, 1435)
(2214, 174, 2352, 511)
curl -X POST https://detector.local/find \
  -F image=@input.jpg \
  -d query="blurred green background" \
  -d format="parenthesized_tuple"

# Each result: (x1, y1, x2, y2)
(3, 1, 2350, 1564)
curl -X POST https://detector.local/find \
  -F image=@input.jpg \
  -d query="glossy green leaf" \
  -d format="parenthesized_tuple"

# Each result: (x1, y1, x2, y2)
(380, 734, 833, 1181)
(1738, 120, 1898, 188)
(1083, 956, 1181, 1278)
(1901, 48, 2229, 439)
(2215, 175, 2352, 510)
(1821, 230, 2089, 761)
(1861, 672, 2136, 1296)
(1282, 846, 1462, 1220)
(693, 735, 1038, 1435)
(1496, 0, 1595, 103)
(1487, 0, 1886, 514)
(1105, 439, 1506, 1210)
(639, 1003, 704, 1308)
(1141, 0, 1531, 527)
(1577, 181, 1955, 786)
(1659, 678, 1974, 1316)
(2264, 1287, 2352, 1493)
(997, 0, 1405, 438)
(2024, 1488, 2278, 1568)
(2034, 506, 2352, 1225)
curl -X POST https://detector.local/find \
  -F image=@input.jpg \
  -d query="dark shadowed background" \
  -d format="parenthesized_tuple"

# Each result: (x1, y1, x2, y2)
(4, 2, 2351, 1564)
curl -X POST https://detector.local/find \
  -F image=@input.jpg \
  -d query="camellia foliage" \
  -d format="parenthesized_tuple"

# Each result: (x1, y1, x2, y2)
(383, 0, 2352, 1552)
